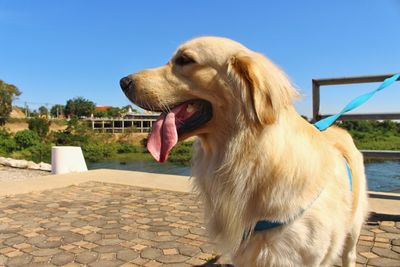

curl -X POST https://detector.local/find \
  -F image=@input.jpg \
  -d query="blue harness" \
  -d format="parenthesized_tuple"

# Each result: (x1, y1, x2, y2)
(250, 73, 400, 235)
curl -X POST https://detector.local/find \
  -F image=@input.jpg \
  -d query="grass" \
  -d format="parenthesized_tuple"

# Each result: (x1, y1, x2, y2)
(112, 152, 154, 161)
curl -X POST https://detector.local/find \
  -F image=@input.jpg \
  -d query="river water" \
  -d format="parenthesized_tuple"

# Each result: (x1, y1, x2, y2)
(88, 160, 400, 192)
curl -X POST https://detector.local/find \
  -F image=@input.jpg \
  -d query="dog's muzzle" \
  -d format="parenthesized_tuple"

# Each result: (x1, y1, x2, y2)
(120, 76, 135, 96)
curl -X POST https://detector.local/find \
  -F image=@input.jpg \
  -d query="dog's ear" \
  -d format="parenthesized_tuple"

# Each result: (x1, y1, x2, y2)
(227, 51, 298, 125)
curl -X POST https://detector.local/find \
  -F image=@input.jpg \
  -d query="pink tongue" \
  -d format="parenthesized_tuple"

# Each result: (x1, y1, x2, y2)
(147, 105, 186, 163)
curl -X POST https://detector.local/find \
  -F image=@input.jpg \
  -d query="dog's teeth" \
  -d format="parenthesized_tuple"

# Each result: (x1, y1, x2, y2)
(186, 104, 194, 113)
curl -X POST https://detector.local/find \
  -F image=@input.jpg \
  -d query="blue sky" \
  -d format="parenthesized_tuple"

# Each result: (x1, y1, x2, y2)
(1, 0, 399, 117)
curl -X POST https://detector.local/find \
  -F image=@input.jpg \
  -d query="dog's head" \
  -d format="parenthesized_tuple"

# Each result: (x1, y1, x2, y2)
(120, 36, 298, 162)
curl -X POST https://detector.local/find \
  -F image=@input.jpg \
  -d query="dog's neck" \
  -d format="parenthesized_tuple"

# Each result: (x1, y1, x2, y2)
(192, 106, 331, 251)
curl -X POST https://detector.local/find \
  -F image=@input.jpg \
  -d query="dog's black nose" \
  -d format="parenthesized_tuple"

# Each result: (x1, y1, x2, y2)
(120, 76, 134, 94)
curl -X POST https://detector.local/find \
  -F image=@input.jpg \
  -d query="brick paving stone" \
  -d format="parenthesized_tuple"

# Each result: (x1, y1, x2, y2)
(131, 257, 150, 266)
(141, 247, 162, 259)
(381, 221, 396, 227)
(75, 251, 99, 264)
(0, 254, 7, 265)
(51, 252, 75, 265)
(374, 242, 391, 248)
(5, 253, 33, 267)
(94, 238, 122, 246)
(368, 257, 400, 267)
(178, 245, 201, 257)
(157, 254, 189, 264)
(30, 248, 62, 256)
(143, 260, 162, 267)
(392, 239, 400, 246)
(0, 181, 399, 266)
(100, 252, 116, 260)
(170, 228, 189, 237)
(358, 240, 374, 247)
(163, 248, 178, 255)
(359, 235, 374, 242)
(3, 235, 26, 246)
(121, 263, 140, 267)
(92, 245, 124, 253)
(119, 232, 138, 241)
(162, 264, 191, 267)
(62, 232, 83, 243)
(6, 250, 24, 258)
(32, 255, 51, 263)
(117, 249, 139, 261)
(356, 254, 367, 265)
(376, 232, 400, 240)
(89, 259, 124, 267)
(35, 240, 62, 249)
(380, 226, 400, 234)
(371, 247, 400, 260)
(153, 241, 180, 250)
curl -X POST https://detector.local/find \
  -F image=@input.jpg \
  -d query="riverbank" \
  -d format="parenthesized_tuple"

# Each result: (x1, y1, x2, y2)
(0, 165, 50, 182)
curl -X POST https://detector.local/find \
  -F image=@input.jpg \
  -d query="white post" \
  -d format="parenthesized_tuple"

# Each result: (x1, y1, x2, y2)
(51, 146, 88, 174)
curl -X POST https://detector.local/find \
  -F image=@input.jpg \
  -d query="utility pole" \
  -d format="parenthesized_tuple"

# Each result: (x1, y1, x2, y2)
(25, 102, 30, 118)
(24, 102, 28, 118)
(45, 103, 49, 119)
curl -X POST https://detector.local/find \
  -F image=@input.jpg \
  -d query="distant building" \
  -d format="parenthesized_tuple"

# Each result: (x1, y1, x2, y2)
(95, 106, 113, 111)
(122, 107, 137, 119)
(122, 107, 160, 119)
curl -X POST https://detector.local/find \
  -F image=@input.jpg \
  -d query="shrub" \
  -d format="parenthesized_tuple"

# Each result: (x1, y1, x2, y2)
(82, 143, 117, 162)
(28, 117, 50, 137)
(10, 149, 33, 161)
(140, 137, 148, 148)
(0, 128, 12, 139)
(168, 141, 193, 165)
(0, 128, 16, 154)
(14, 129, 40, 149)
(28, 143, 52, 163)
(52, 130, 89, 146)
(0, 138, 17, 154)
(116, 142, 138, 153)
(9, 144, 51, 163)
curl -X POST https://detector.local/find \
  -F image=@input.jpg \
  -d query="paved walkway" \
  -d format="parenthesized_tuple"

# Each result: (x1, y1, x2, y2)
(0, 172, 399, 266)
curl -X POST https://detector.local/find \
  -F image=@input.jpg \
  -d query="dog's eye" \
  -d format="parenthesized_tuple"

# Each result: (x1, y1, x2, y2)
(175, 55, 195, 66)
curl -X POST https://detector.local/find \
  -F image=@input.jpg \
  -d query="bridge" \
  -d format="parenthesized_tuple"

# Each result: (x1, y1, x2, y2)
(86, 113, 159, 133)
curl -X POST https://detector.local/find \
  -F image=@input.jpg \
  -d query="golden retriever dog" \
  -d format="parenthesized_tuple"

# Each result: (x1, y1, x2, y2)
(120, 36, 368, 267)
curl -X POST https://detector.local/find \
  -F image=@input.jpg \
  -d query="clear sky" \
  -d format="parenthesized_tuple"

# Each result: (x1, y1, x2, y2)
(1, 0, 399, 117)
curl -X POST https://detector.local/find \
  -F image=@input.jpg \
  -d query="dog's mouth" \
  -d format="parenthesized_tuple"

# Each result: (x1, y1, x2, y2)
(147, 99, 212, 163)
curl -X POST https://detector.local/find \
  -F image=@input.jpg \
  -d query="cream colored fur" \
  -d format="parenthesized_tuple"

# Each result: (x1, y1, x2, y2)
(123, 36, 368, 267)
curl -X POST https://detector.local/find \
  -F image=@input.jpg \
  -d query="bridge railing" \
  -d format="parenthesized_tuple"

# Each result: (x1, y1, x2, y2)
(312, 73, 400, 159)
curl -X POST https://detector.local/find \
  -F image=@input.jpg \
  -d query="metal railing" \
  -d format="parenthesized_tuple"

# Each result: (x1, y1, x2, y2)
(312, 73, 400, 159)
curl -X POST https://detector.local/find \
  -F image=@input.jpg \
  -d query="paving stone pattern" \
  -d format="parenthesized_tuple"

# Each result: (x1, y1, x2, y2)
(0, 181, 399, 266)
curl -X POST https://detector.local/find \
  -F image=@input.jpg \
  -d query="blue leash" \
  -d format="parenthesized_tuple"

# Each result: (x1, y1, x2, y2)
(314, 73, 400, 131)
(314, 73, 399, 193)
(252, 73, 399, 235)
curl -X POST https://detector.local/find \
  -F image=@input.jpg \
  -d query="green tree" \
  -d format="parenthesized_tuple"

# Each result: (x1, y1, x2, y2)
(50, 104, 65, 118)
(28, 117, 50, 138)
(0, 80, 21, 125)
(38, 106, 49, 117)
(0, 128, 16, 155)
(14, 129, 40, 149)
(94, 110, 107, 118)
(94, 107, 121, 118)
(30, 109, 39, 118)
(106, 107, 121, 117)
(65, 97, 95, 118)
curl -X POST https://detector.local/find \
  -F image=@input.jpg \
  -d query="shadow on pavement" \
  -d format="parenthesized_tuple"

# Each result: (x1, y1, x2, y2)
(368, 211, 400, 222)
